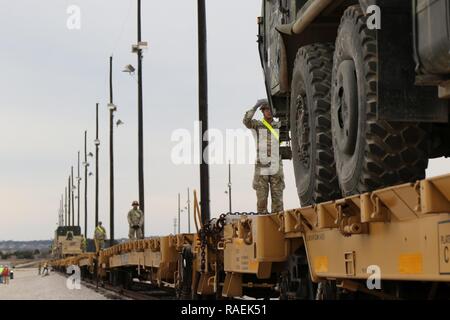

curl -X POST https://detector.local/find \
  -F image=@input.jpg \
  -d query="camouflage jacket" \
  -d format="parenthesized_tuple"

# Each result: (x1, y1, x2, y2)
(94, 226, 107, 240)
(243, 107, 282, 171)
(128, 208, 144, 227)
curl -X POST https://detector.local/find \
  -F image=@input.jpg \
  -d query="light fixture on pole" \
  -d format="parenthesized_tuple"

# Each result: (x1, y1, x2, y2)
(122, 64, 135, 74)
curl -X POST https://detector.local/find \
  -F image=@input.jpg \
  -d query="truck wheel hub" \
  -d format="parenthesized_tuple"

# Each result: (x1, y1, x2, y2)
(335, 60, 358, 156)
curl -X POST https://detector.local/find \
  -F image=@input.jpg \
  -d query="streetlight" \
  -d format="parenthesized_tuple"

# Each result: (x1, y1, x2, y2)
(108, 55, 117, 247)
(198, 0, 211, 224)
(95, 103, 100, 228)
(134, 0, 147, 236)
(123, 14, 148, 232)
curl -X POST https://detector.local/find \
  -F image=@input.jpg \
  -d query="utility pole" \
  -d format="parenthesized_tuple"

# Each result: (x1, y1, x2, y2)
(136, 0, 146, 236)
(60, 194, 63, 226)
(77, 151, 81, 226)
(228, 161, 232, 213)
(95, 103, 100, 228)
(198, 0, 210, 224)
(187, 188, 191, 233)
(68, 176, 71, 226)
(109, 56, 116, 247)
(84, 130, 88, 238)
(178, 193, 181, 234)
(71, 166, 75, 226)
(65, 186, 68, 226)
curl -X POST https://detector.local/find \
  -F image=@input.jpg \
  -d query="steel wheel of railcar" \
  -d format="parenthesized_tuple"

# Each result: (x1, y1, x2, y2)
(279, 251, 316, 300)
(331, 5, 429, 196)
(290, 43, 340, 206)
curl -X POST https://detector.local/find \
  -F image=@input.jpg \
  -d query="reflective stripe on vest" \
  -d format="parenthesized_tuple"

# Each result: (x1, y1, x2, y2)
(96, 226, 105, 234)
(262, 119, 279, 141)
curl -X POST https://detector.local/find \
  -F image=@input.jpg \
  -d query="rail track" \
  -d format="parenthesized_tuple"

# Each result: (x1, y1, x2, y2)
(74, 275, 177, 300)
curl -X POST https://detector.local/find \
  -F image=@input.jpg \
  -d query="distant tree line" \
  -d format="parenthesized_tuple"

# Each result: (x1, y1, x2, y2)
(1, 249, 50, 260)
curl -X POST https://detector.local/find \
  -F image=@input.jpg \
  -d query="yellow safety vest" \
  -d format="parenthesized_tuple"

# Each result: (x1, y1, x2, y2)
(96, 226, 106, 235)
(262, 119, 279, 141)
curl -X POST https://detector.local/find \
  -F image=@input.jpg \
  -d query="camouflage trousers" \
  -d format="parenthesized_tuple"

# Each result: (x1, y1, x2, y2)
(253, 165, 285, 214)
(129, 226, 143, 240)
(94, 239, 104, 253)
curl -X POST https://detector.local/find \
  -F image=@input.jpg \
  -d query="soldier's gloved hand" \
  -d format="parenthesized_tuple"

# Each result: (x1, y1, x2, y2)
(254, 99, 268, 111)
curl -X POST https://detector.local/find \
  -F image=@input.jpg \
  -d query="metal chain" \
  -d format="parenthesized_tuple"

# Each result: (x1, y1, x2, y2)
(199, 212, 267, 273)
(200, 229, 207, 273)
(226, 211, 262, 216)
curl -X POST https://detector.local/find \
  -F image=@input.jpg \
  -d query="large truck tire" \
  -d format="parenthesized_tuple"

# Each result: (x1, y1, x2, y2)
(331, 5, 429, 196)
(290, 43, 341, 206)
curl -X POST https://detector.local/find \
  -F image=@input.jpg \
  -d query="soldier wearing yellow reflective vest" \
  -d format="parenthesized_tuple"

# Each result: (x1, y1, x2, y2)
(243, 99, 285, 213)
(94, 222, 107, 253)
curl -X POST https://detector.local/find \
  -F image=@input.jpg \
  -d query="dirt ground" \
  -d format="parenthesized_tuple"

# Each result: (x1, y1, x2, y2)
(0, 268, 108, 300)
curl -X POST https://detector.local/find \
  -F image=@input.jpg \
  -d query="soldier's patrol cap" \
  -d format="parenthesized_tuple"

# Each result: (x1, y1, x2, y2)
(132, 201, 139, 206)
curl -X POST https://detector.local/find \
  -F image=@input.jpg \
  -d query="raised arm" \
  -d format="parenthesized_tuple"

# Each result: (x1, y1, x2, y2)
(243, 99, 267, 129)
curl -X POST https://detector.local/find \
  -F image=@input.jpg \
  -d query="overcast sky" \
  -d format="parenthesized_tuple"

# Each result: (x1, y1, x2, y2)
(1, 0, 448, 241)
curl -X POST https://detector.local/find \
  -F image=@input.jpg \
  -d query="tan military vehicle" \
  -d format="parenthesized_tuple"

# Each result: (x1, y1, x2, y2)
(259, 0, 450, 206)
(52, 226, 83, 259)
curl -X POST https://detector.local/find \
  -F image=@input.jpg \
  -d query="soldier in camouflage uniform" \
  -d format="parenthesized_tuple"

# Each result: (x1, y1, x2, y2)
(243, 99, 285, 213)
(128, 201, 144, 239)
(94, 222, 107, 253)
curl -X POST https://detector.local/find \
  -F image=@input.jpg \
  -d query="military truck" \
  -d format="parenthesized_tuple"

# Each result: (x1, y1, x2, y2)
(52, 226, 83, 259)
(258, 0, 450, 206)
